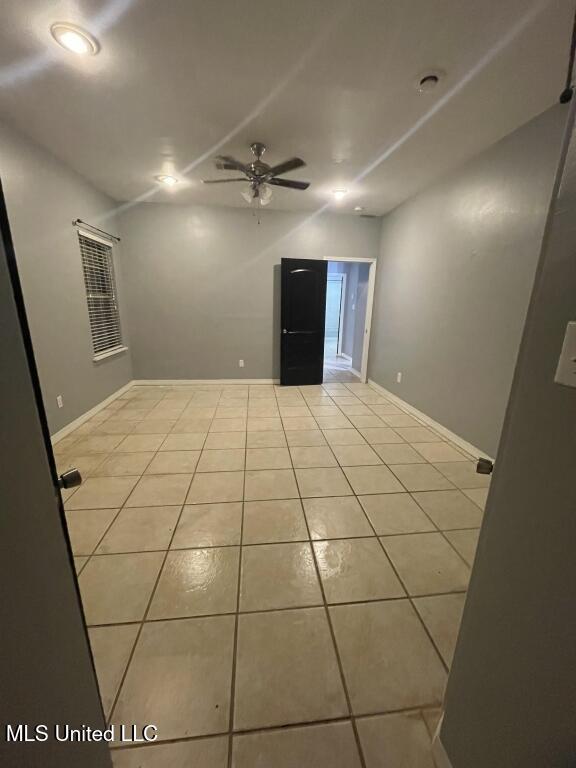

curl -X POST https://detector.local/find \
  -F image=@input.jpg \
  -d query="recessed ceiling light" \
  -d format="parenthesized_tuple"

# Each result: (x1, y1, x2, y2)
(50, 23, 100, 55)
(332, 189, 348, 200)
(155, 174, 178, 186)
(354, 206, 364, 212)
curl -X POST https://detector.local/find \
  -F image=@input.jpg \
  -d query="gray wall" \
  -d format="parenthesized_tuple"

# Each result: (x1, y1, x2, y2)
(369, 104, 568, 455)
(0, 188, 110, 767)
(440, 99, 576, 768)
(118, 204, 380, 380)
(0, 118, 132, 434)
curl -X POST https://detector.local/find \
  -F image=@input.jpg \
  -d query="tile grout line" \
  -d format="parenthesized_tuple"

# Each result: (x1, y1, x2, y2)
(403, 491, 479, 571)
(366, 513, 453, 677)
(104, 387, 209, 731)
(332, 385, 456, 680)
(75, 524, 481, 558)
(74, 507, 124, 577)
(302, 396, 456, 686)
(437, 525, 478, 570)
(320, 467, 451, 681)
(78, 586, 471, 629)
(105, 498, 188, 730)
(111, 702, 442, 754)
(226, 408, 247, 768)
(291, 439, 368, 768)
(77, 392, 199, 569)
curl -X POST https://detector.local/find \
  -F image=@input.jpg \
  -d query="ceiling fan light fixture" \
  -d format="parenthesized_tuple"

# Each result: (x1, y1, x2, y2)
(259, 184, 273, 206)
(155, 174, 178, 187)
(50, 23, 100, 55)
(241, 186, 254, 205)
(241, 183, 272, 206)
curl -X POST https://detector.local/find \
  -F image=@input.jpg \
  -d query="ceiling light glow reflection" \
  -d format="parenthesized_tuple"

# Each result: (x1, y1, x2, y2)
(155, 174, 178, 186)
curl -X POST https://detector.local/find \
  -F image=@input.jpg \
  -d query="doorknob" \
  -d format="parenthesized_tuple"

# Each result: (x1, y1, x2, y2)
(282, 329, 287, 334)
(58, 468, 82, 489)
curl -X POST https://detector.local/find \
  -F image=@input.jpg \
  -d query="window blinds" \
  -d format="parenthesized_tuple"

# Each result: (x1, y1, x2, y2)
(78, 233, 123, 356)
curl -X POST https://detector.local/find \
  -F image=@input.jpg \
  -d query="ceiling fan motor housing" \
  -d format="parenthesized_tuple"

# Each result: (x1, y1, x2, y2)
(249, 143, 269, 177)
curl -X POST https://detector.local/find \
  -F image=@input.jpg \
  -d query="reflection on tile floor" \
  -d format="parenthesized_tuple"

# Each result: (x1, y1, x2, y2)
(323, 362, 360, 383)
(56, 381, 488, 766)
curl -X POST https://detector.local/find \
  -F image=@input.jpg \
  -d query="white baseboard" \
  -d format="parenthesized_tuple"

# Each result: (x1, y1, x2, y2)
(339, 353, 352, 363)
(51, 381, 135, 444)
(53, 375, 484, 464)
(132, 378, 279, 386)
(432, 717, 453, 768)
(368, 379, 493, 461)
(350, 367, 362, 379)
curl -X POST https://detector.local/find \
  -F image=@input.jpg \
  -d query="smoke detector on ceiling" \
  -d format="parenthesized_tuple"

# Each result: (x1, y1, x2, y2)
(415, 70, 445, 93)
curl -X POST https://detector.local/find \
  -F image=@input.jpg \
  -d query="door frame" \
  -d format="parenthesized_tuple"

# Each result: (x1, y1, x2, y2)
(326, 272, 348, 357)
(336, 272, 347, 356)
(323, 256, 377, 382)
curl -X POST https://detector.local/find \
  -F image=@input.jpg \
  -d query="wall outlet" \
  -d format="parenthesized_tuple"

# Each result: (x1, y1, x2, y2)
(56, 395, 64, 408)
(396, 372, 402, 383)
(238, 359, 245, 368)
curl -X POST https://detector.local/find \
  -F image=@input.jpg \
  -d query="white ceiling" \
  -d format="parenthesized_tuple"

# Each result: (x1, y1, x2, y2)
(0, 0, 573, 215)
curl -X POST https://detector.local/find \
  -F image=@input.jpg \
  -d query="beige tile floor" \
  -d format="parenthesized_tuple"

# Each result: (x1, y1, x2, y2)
(323, 361, 360, 383)
(55, 381, 488, 767)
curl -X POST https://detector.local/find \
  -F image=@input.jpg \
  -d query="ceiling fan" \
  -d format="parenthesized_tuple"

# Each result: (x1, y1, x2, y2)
(202, 143, 310, 206)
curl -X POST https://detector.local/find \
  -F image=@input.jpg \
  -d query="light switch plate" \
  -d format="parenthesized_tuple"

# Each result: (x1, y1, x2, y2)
(554, 321, 576, 388)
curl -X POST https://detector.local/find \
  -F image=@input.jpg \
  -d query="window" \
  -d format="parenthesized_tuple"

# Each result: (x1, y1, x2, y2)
(78, 231, 124, 359)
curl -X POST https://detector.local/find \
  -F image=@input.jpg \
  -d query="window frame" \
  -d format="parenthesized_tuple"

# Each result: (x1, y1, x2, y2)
(77, 228, 127, 362)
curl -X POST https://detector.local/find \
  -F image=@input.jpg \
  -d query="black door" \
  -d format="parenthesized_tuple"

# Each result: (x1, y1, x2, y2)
(280, 258, 327, 385)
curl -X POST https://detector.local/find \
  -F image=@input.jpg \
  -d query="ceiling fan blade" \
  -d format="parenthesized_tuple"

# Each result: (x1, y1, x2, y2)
(214, 155, 250, 173)
(218, 163, 248, 172)
(202, 178, 246, 184)
(266, 157, 306, 177)
(268, 178, 310, 190)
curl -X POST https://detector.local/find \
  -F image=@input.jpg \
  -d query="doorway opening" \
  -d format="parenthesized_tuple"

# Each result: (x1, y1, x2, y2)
(323, 260, 373, 383)
(279, 257, 376, 387)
